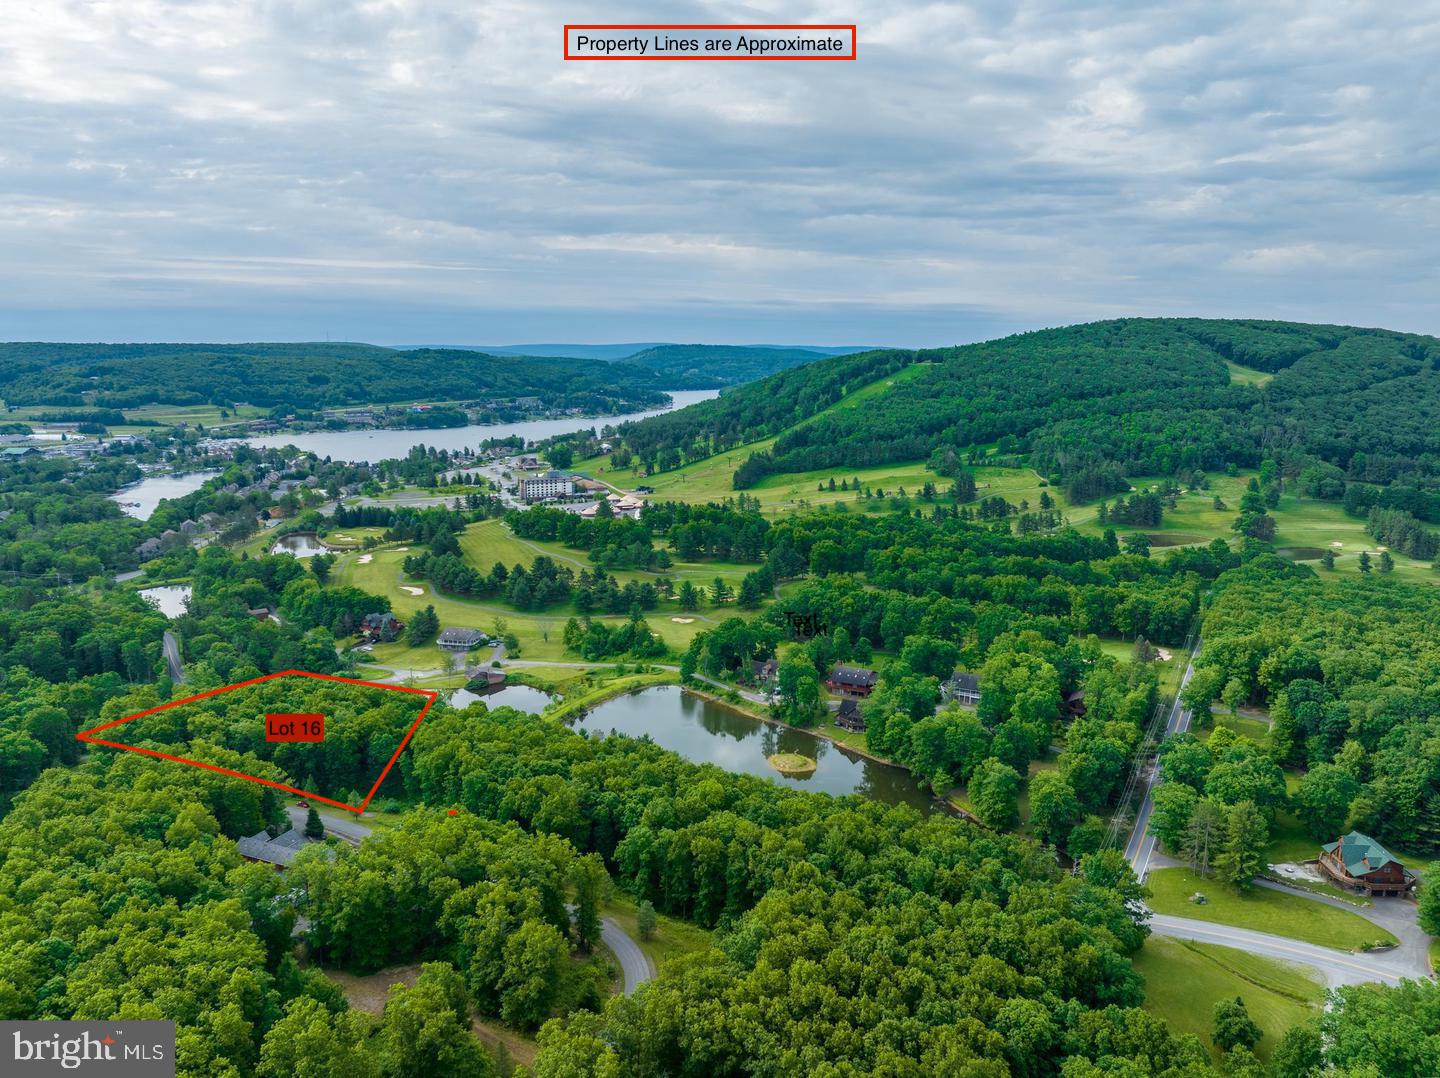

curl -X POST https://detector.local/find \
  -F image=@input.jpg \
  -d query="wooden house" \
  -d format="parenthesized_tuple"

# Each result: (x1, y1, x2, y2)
(826, 665, 878, 698)
(1318, 831, 1415, 896)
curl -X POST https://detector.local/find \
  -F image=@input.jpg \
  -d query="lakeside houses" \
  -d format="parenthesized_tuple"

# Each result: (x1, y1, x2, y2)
(749, 658, 779, 687)
(826, 664, 878, 698)
(941, 671, 981, 706)
(464, 666, 508, 689)
(835, 699, 866, 733)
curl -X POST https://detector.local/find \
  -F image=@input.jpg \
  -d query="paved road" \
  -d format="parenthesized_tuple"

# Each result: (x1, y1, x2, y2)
(600, 916, 655, 994)
(1253, 878, 1432, 978)
(162, 631, 185, 683)
(1124, 639, 1201, 881)
(287, 805, 657, 992)
(286, 805, 372, 844)
(1149, 914, 1413, 987)
(1123, 639, 1434, 987)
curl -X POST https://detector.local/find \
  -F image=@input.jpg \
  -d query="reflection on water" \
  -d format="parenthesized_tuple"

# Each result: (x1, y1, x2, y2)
(243, 390, 721, 464)
(450, 684, 555, 714)
(112, 471, 220, 520)
(574, 685, 933, 812)
(271, 533, 329, 557)
(139, 584, 192, 618)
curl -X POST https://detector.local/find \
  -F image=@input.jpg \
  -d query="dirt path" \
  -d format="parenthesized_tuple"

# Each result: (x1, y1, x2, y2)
(323, 963, 538, 1067)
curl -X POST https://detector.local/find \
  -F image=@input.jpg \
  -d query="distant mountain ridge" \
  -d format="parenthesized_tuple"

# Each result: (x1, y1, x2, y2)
(0, 339, 869, 409)
(422, 342, 871, 387)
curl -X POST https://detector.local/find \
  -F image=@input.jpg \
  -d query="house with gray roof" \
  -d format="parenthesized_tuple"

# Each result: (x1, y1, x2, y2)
(438, 627, 488, 652)
(236, 827, 332, 870)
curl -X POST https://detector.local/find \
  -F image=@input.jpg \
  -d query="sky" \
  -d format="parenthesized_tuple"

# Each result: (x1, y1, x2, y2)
(1, 0, 1438, 347)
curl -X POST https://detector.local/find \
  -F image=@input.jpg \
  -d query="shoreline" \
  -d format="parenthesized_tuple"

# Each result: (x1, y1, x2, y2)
(679, 683, 966, 818)
(680, 683, 905, 770)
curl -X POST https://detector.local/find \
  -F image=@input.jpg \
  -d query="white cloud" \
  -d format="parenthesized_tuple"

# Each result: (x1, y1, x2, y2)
(0, 0, 1437, 343)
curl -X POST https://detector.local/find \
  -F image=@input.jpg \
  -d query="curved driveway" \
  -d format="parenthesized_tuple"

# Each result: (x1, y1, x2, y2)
(290, 806, 657, 992)
(600, 917, 655, 994)
(1148, 913, 1413, 987)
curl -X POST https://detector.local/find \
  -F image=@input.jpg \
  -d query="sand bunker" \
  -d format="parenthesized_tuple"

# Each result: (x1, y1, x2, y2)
(334, 533, 354, 540)
(1329, 541, 1344, 547)
(399, 585, 425, 596)
(394, 546, 410, 552)
(670, 616, 695, 624)
(1155, 648, 1173, 662)
(357, 553, 373, 564)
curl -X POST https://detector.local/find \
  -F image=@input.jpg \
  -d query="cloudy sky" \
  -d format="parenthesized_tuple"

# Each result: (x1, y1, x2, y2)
(2, 1, 1438, 346)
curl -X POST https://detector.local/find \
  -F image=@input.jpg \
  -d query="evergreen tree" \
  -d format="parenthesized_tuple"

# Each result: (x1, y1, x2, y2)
(1214, 800, 1268, 891)
(304, 806, 325, 840)
(406, 604, 440, 646)
(1183, 798, 1224, 876)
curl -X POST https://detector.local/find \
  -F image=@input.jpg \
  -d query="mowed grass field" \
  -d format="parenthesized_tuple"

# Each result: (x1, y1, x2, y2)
(1134, 937, 1321, 1062)
(1063, 470, 1440, 584)
(466, 518, 755, 591)
(1146, 867, 1396, 951)
(328, 521, 753, 671)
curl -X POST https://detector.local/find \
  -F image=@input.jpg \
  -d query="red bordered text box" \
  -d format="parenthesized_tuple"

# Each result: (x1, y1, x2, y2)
(564, 24, 858, 61)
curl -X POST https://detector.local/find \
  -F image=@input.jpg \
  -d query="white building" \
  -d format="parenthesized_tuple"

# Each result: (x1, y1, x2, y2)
(518, 471, 575, 502)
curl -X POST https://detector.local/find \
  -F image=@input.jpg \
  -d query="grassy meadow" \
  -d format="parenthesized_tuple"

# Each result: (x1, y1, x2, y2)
(1134, 937, 1321, 1062)
(1146, 867, 1396, 951)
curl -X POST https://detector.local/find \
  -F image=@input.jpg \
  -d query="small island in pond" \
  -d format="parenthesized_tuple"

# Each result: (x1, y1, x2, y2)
(767, 752, 817, 776)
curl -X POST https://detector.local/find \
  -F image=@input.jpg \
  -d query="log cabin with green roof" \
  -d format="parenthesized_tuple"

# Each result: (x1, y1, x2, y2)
(1318, 831, 1416, 896)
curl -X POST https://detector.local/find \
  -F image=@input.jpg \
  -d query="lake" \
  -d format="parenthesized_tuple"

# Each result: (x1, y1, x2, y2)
(112, 470, 220, 519)
(243, 389, 720, 463)
(271, 533, 329, 557)
(139, 584, 192, 618)
(449, 684, 555, 714)
(573, 685, 935, 812)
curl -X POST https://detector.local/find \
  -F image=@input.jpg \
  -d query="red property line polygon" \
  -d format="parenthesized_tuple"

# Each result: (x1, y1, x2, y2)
(76, 669, 437, 815)
(564, 24, 858, 61)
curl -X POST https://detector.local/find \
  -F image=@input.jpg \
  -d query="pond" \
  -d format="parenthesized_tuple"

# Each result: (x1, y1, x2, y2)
(449, 684, 555, 714)
(573, 685, 935, 812)
(139, 584, 192, 619)
(111, 470, 220, 520)
(271, 533, 329, 557)
(242, 390, 720, 463)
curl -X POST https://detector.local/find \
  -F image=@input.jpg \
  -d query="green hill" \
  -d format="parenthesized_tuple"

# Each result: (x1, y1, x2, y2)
(610, 319, 1440, 496)
(0, 341, 671, 412)
(617, 343, 854, 387)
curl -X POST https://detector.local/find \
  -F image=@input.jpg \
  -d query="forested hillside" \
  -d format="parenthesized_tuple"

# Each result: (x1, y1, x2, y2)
(617, 343, 841, 387)
(1189, 557, 1440, 853)
(0, 342, 670, 411)
(609, 319, 1440, 492)
(0, 340, 861, 409)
